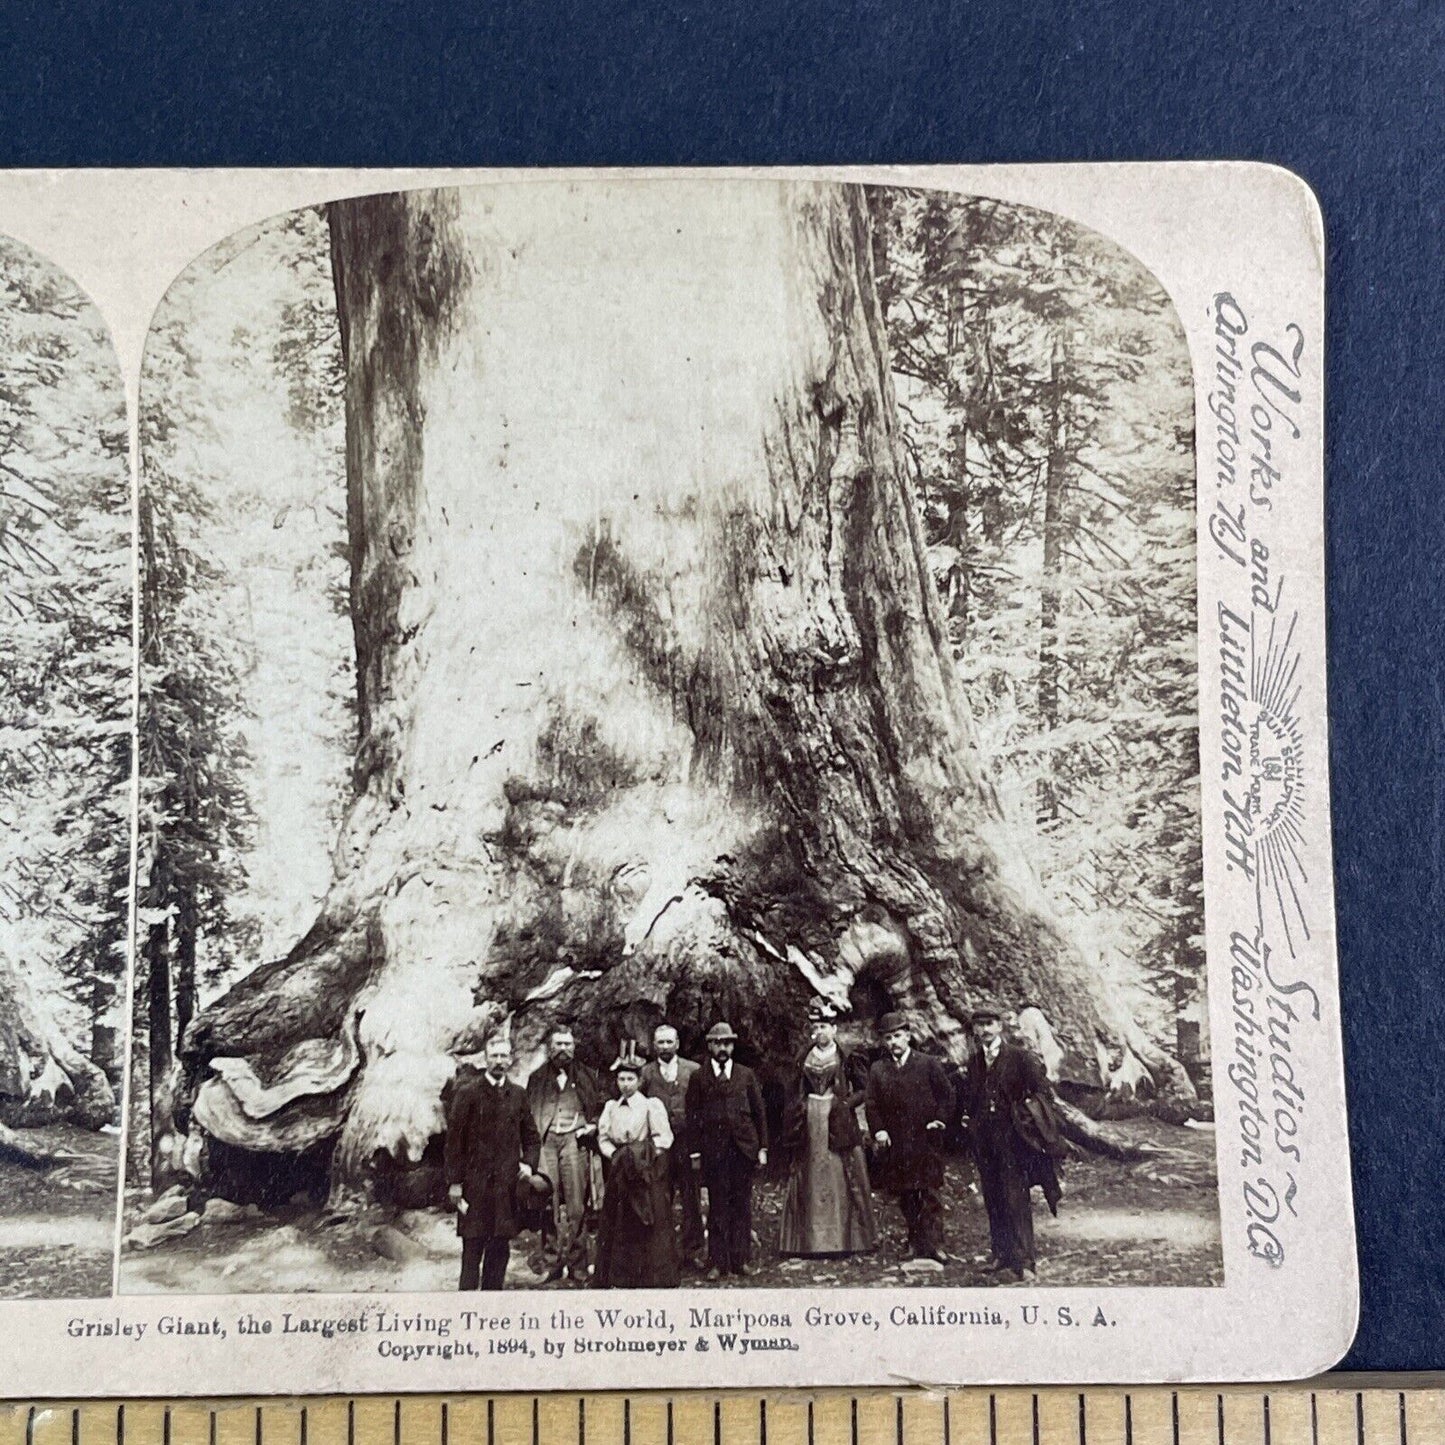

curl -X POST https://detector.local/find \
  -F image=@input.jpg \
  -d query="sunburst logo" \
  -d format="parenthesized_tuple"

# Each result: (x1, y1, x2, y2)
(1248, 608, 1308, 956)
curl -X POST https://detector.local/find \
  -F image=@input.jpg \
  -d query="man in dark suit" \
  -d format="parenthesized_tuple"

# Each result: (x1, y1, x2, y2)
(961, 1007, 1061, 1282)
(445, 1032, 542, 1290)
(640, 1022, 704, 1268)
(525, 1025, 605, 1281)
(864, 1011, 954, 1265)
(685, 1020, 768, 1279)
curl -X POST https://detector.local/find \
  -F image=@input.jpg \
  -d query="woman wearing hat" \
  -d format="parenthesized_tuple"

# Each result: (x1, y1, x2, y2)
(779, 1000, 877, 1258)
(592, 1043, 681, 1289)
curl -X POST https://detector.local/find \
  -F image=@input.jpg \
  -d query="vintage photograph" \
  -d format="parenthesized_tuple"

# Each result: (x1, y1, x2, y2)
(119, 178, 1219, 1298)
(0, 236, 130, 1297)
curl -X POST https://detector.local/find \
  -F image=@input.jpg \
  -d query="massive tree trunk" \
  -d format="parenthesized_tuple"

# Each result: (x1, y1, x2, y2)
(0, 949, 113, 1132)
(178, 181, 1179, 1201)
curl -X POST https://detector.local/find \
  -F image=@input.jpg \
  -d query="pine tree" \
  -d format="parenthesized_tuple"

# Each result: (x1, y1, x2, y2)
(870, 190, 1203, 1090)
(0, 236, 128, 1129)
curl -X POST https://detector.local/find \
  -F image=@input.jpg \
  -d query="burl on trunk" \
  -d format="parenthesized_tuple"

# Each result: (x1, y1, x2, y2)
(172, 181, 1176, 1200)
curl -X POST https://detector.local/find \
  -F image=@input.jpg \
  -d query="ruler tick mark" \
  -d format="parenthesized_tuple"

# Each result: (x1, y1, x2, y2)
(1356, 1394, 1364, 1445)
(1125, 1395, 1133, 1445)
(533, 1397, 540, 1445)
(1399, 1391, 1408, 1445)
(1217, 1394, 1225, 1445)
(1310, 1394, 1318, 1445)
(989, 1395, 997, 1445)
(1171, 1393, 1180, 1445)
(759, 1398, 767, 1445)
(300, 1407, 307, 1445)
(896, 1395, 904, 1445)
(26, 1406, 34, 1445)
(1078, 1392, 1086, 1445)
(1032, 1395, 1040, 1445)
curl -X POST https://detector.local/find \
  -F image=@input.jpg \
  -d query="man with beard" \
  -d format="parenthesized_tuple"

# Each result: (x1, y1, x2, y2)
(686, 1021, 768, 1279)
(445, 1032, 543, 1290)
(526, 1025, 604, 1281)
(864, 1012, 953, 1265)
(640, 1022, 704, 1268)
(961, 1006, 1063, 1282)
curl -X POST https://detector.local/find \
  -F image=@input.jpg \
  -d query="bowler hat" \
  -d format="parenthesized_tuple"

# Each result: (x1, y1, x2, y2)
(970, 1005, 1002, 1025)
(705, 1021, 738, 1042)
(514, 1167, 553, 1223)
(877, 1011, 910, 1037)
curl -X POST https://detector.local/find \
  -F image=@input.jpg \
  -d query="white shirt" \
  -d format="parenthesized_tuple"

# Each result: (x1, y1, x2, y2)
(597, 1094, 673, 1157)
(982, 1038, 1002, 1066)
(712, 1059, 732, 1080)
(893, 1047, 912, 1069)
(657, 1057, 679, 1084)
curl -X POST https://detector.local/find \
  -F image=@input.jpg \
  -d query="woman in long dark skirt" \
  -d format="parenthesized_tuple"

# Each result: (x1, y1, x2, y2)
(593, 1046, 680, 1289)
(779, 1000, 878, 1258)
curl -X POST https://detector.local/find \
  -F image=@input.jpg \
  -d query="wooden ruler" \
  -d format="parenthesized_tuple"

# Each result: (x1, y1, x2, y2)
(0, 1385, 1438, 1445)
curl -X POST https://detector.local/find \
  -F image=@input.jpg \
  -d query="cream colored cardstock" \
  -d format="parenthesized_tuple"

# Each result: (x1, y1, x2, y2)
(0, 166, 1352, 1394)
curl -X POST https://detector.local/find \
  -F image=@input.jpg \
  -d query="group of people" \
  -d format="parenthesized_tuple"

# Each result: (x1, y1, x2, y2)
(442, 1001, 1064, 1292)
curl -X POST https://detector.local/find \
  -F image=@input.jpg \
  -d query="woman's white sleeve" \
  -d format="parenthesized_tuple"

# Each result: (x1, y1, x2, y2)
(650, 1097, 674, 1151)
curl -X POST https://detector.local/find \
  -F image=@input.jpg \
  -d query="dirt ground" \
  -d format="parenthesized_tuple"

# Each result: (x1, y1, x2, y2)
(121, 1117, 1220, 1295)
(0, 1122, 119, 1298)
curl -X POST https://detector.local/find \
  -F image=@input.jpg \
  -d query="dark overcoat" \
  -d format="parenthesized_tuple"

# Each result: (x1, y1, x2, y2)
(864, 1050, 955, 1192)
(962, 1042, 1063, 1210)
(684, 1060, 768, 1165)
(444, 1072, 542, 1240)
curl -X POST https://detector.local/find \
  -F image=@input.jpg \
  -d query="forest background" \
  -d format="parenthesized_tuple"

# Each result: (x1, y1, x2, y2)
(0, 237, 129, 1138)
(130, 185, 1204, 1186)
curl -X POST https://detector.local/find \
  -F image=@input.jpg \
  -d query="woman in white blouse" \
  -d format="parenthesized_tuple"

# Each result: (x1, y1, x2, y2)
(593, 1045, 680, 1288)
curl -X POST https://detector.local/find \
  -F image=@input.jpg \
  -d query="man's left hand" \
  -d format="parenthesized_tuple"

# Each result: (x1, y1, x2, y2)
(926, 1120, 945, 1131)
(518, 1162, 533, 1178)
(757, 1148, 768, 1166)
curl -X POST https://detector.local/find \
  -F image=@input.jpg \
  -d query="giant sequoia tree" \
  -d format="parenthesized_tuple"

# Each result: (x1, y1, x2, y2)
(0, 237, 125, 1141)
(173, 182, 1185, 1201)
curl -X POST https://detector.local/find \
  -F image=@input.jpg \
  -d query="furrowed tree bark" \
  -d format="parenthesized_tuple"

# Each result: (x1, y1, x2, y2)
(178, 181, 1185, 1202)
(1036, 335, 1066, 827)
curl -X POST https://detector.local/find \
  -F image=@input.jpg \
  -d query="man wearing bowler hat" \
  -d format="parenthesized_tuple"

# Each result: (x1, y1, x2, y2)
(865, 1011, 954, 1265)
(686, 1021, 769, 1279)
(961, 1005, 1062, 1282)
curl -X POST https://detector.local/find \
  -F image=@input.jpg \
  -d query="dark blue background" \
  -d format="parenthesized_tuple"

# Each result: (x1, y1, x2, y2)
(1, 0, 1439, 1374)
